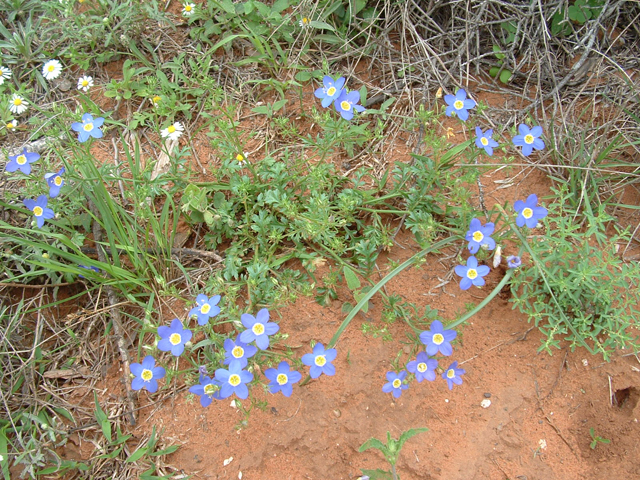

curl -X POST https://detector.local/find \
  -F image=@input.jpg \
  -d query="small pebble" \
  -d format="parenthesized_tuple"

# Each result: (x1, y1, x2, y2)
(484, 392, 491, 398)
(223, 457, 233, 466)
(481, 399, 491, 409)
(333, 409, 341, 418)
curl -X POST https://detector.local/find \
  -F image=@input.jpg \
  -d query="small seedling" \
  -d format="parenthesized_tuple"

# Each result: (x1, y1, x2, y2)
(358, 427, 428, 480)
(589, 428, 611, 449)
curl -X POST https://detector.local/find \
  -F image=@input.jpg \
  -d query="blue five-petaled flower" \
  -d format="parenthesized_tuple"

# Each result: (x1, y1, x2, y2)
(6, 148, 40, 175)
(239, 308, 279, 350)
(215, 363, 253, 399)
(514, 194, 548, 228)
(157, 318, 192, 357)
(455, 256, 490, 290)
(465, 218, 496, 254)
(474, 127, 499, 156)
(512, 124, 545, 156)
(71, 113, 104, 143)
(382, 370, 408, 398)
(45, 168, 65, 198)
(442, 361, 465, 390)
(23, 195, 55, 228)
(264, 361, 302, 397)
(189, 294, 221, 325)
(223, 335, 257, 369)
(507, 255, 522, 268)
(334, 90, 365, 121)
(314, 76, 345, 108)
(444, 89, 476, 121)
(189, 375, 222, 407)
(130, 355, 166, 393)
(302, 343, 337, 378)
(419, 320, 457, 356)
(406, 352, 438, 382)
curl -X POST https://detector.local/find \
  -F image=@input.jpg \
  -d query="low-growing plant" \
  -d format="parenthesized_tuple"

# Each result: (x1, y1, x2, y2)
(358, 427, 428, 480)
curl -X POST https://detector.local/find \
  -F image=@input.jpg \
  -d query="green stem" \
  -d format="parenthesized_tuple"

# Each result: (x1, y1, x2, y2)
(391, 463, 398, 480)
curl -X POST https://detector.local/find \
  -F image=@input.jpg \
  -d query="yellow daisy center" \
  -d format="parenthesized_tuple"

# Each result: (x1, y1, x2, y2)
(152, 96, 161, 104)
(480, 137, 488, 146)
(524, 134, 534, 144)
(236, 154, 244, 161)
(327, 86, 336, 96)
(392, 378, 401, 388)
(185, 5, 192, 11)
(340, 100, 351, 111)
(54, 176, 62, 186)
(200, 304, 211, 314)
(302, 17, 310, 24)
(315, 355, 326, 367)
(432, 333, 444, 345)
(204, 384, 216, 395)
(277, 373, 288, 385)
(472, 231, 484, 242)
(447, 369, 455, 379)
(168, 125, 176, 134)
(232, 346, 244, 359)
(83, 123, 93, 131)
(229, 374, 241, 386)
(141, 369, 153, 381)
(33, 206, 43, 217)
(47, 65, 55, 72)
(417, 362, 427, 373)
(522, 207, 533, 219)
(13, 98, 22, 106)
(7, 122, 15, 129)
(467, 269, 478, 280)
(252, 323, 265, 335)
(454, 100, 464, 110)
(16, 155, 26, 165)
(169, 333, 182, 345)
(82, 80, 89, 86)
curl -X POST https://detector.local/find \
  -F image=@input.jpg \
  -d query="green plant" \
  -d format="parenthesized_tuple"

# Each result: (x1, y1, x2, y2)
(589, 427, 611, 449)
(358, 427, 428, 480)
(550, 0, 605, 36)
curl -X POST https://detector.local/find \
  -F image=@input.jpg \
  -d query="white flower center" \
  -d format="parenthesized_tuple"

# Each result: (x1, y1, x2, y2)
(204, 384, 215, 395)
(232, 346, 244, 359)
(454, 100, 464, 110)
(277, 373, 288, 385)
(315, 355, 326, 367)
(327, 86, 336, 96)
(200, 304, 211, 314)
(229, 374, 241, 387)
(392, 378, 401, 388)
(467, 268, 478, 280)
(252, 323, 265, 335)
(432, 333, 444, 345)
(522, 207, 533, 219)
(340, 100, 351, 111)
(33, 206, 43, 217)
(169, 333, 181, 345)
(481, 137, 488, 146)
(83, 123, 93, 131)
(447, 369, 455, 379)
(524, 134, 534, 144)
(54, 176, 62, 186)
(417, 362, 427, 373)
(16, 155, 26, 165)
(142, 369, 153, 381)
(472, 231, 483, 242)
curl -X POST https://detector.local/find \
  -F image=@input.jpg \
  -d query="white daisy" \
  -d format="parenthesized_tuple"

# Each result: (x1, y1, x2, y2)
(299, 17, 311, 28)
(5, 119, 17, 131)
(182, 3, 195, 16)
(161, 122, 184, 141)
(9, 94, 28, 115)
(77, 75, 93, 92)
(151, 95, 161, 107)
(42, 59, 63, 80)
(0, 66, 11, 85)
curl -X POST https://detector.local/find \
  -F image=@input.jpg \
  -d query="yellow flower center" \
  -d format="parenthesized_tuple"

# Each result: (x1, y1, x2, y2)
(467, 268, 478, 280)
(524, 134, 534, 144)
(83, 123, 93, 131)
(277, 373, 288, 385)
(54, 176, 62, 186)
(340, 100, 351, 111)
(168, 125, 176, 134)
(185, 5, 192, 11)
(13, 98, 22, 106)
(302, 17, 310, 24)
(47, 65, 55, 72)
(454, 100, 464, 110)
(327, 86, 336, 96)
(200, 303, 211, 314)
(152, 96, 161, 104)
(232, 346, 244, 359)
(141, 369, 153, 381)
(522, 207, 533, 219)
(252, 323, 265, 335)
(229, 374, 241, 386)
(82, 80, 89, 86)
(417, 362, 427, 373)
(169, 333, 182, 345)
(33, 206, 43, 217)
(16, 155, 26, 165)
(7, 122, 15, 129)
(432, 333, 444, 345)
(447, 369, 455, 379)
(472, 231, 484, 242)
(480, 137, 488, 146)
(315, 355, 326, 367)
(236, 154, 244, 161)
(392, 378, 401, 388)
(204, 384, 216, 395)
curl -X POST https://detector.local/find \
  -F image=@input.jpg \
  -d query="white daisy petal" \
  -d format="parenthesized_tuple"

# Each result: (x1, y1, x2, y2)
(42, 59, 63, 80)
(77, 75, 94, 92)
(9, 94, 28, 115)
(160, 122, 184, 141)
(182, 3, 195, 16)
(0, 66, 11, 85)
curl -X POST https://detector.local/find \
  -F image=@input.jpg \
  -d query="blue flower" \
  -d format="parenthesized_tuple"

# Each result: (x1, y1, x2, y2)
(301, 343, 337, 378)
(454, 256, 490, 290)
(6, 148, 40, 175)
(382, 370, 408, 398)
(512, 124, 545, 156)
(223, 336, 257, 369)
(264, 361, 302, 397)
(514, 194, 548, 228)
(465, 218, 496, 254)
(239, 308, 279, 350)
(130, 355, 165, 393)
(474, 127, 499, 156)
(189, 375, 222, 407)
(188, 294, 221, 325)
(71, 113, 104, 143)
(419, 320, 457, 356)
(334, 90, 365, 121)
(507, 255, 522, 269)
(157, 318, 192, 356)
(44, 168, 65, 198)
(406, 352, 438, 382)
(314, 75, 345, 108)
(444, 89, 476, 121)
(215, 363, 253, 399)
(78, 265, 100, 278)
(442, 361, 465, 390)
(23, 195, 55, 228)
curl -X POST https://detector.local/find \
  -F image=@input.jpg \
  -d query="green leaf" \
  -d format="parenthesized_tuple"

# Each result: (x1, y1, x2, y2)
(359, 437, 388, 453)
(94, 393, 111, 442)
(343, 266, 361, 290)
(396, 427, 428, 452)
(499, 69, 512, 83)
(361, 469, 394, 480)
(489, 66, 500, 78)
(126, 445, 149, 463)
(309, 20, 336, 32)
(295, 71, 312, 82)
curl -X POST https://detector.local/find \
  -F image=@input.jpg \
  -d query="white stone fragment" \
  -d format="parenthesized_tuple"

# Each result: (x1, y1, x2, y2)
(223, 457, 233, 466)
(481, 399, 491, 408)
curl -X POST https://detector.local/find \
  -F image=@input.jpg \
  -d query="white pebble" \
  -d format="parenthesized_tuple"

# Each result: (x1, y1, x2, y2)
(223, 457, 233, 466)
(481, 399, 491, 408)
